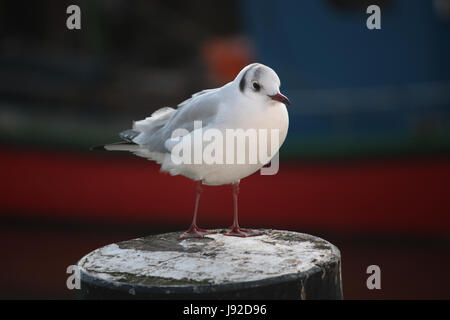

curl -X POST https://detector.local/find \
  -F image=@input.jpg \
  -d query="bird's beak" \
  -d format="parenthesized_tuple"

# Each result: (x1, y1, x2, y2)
(268, 92, 291, 106)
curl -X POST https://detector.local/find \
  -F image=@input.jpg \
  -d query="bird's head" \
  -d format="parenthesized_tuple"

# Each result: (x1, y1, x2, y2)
(236, 63, 290, 106)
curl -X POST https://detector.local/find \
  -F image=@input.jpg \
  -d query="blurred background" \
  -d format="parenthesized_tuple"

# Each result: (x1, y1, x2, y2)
(1, 0, 450, 299)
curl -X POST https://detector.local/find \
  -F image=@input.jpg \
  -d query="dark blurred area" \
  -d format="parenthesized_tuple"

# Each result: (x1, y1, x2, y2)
(1, 0, 450, 299)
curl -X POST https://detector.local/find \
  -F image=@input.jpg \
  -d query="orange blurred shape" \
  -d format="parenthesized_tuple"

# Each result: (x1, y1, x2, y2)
(202, 36, 254, 85)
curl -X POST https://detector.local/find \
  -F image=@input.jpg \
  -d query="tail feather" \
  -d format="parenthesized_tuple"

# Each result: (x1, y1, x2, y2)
(90, 141, 141, 152)
(90, 144, 108, 151)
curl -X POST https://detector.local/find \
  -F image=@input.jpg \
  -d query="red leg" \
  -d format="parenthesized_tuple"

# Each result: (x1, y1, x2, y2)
(179, 181, 216, 239)
(225, 181, 262, 237)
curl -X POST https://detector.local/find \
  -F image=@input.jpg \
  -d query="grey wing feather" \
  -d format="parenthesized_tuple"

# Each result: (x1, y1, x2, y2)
(132, 88, 222, 153)
(119, 129, 140, 143)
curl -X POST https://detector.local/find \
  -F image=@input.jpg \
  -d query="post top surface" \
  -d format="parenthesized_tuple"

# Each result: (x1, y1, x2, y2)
(78, 229, 340, 288)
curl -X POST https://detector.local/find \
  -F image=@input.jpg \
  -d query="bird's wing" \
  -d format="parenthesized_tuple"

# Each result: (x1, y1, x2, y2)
(131, 87, 223, 153)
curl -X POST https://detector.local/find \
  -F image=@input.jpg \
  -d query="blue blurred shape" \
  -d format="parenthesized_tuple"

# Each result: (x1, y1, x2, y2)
(240, 0, 450, 158)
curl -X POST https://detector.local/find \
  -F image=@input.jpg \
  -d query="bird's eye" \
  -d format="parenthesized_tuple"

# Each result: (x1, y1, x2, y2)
(252, 82, 260, 91)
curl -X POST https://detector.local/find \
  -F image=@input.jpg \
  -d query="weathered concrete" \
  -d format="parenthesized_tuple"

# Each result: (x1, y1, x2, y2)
(77, 229, 343, 299)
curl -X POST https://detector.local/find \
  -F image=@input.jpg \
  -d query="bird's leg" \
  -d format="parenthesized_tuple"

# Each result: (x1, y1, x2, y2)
(225, 181, 262, 237)
(179, 181, 216, 239)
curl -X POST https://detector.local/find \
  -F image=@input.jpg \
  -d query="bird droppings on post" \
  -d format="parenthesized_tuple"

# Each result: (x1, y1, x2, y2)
(79, 230, 335, 285)
(77, 229, 343, 299)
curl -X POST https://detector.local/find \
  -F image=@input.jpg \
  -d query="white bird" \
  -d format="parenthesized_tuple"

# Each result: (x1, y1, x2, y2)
(95, 63, 290, 238)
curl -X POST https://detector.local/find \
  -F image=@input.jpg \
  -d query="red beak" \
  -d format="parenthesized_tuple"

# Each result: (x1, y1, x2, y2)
(269, 93, 291, 106)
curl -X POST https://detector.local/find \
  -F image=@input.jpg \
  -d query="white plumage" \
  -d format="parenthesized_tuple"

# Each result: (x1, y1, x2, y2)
(102, 63, 291, 237)
(106, 63, 289, 186)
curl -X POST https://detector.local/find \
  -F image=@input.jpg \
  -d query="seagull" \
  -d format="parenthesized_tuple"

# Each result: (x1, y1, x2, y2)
(95, 63, 290, 239)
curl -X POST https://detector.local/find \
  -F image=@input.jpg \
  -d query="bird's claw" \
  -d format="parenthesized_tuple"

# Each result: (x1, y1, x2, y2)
(179, 226, 217, 240)
(224, 226, 262, 237)
(195, 227, 217, 234)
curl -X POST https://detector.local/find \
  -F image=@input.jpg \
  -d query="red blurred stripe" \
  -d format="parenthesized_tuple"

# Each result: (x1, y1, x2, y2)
(1, 149, 450, 234)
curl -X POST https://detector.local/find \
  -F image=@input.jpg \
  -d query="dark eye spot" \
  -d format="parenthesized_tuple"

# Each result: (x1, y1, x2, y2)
(252, 82, 260, 91)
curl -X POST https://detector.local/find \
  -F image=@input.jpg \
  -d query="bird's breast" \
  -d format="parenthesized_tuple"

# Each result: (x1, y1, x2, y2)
(228, 103, 289, 144)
